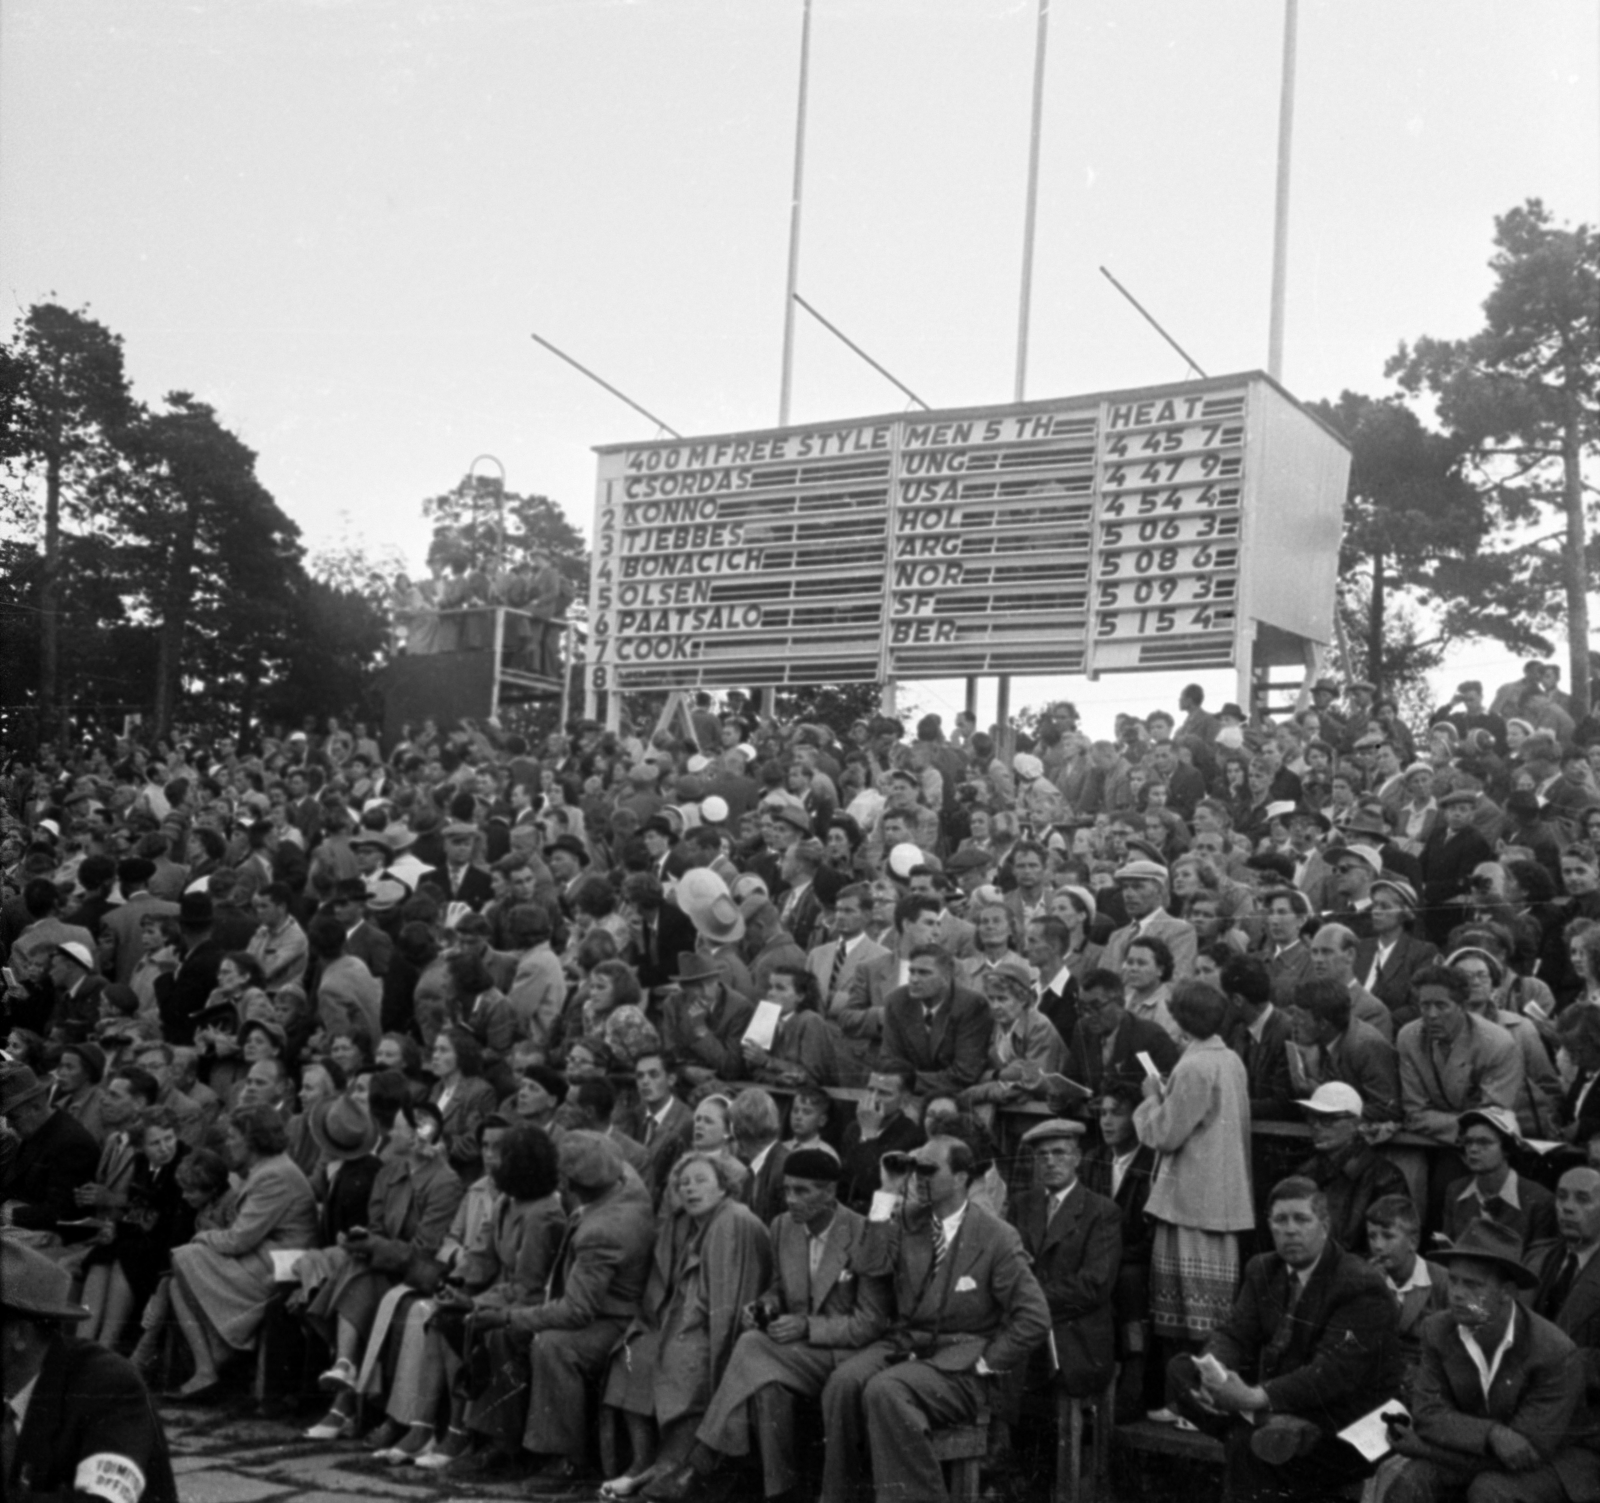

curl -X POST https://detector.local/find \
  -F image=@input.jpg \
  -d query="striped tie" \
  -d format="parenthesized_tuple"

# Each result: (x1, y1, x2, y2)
(930, 1214, 948, 1271)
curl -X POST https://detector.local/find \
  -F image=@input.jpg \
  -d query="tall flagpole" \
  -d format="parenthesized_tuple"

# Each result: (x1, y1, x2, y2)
(1000, 0, 1051, 735)
(1267, 0, 1298, 381)
(778, 0, 813, 426)
(1014, 0, 1051, 402)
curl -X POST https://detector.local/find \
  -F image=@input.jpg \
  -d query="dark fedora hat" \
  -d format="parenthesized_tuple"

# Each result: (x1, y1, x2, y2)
(1431, 1217, 1538, 1289)
(0, 1237, 92, 1322)
(673, 951, 726, 985)
(308, 1095, 380, 1163)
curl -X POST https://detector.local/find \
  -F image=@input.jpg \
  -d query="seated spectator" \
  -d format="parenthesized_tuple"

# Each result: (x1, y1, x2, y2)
(1286, 976, 1402, 1122)
(817, 1131, 1050, 1503)
(601, 1151, 771, 1498)
(1220, 953, 1296, 1121)
(368, 1115, 509, 1465)
(838, 1068, 925, 1213)
(658, 1147, 891, 1501)
(738, 964, 847, 1089)
(1121, 935, 1182, 1043)
(1082, 1084, 1159, 1420)
(509, 1131, 656, 1488)
(428, 1025, 499, 1182)
(1013, 1118, 1121, 1410)
(1440, 1105, 1557, 1249)
(49, 1038, 109, 1144)
(0, 1059, 100, 1231)
(435, 1123, 567, 1475)
(1293, 1082, 1408, 1254)
(1166, 1174, 1401, 1502)
(167, 1104, 319, 1399)
(301, 1096, 466, 1441)
(781, 1084, 839, 1160)
(1363, 1193, 1448, 1391)
(1069, 966, 1180, 1101)
(1385, 1217, 1600, 1503)
(1397, 965, 1524, 1147)
(1450, 945, 1563, 1138)
(963, 959, 1069, 1112)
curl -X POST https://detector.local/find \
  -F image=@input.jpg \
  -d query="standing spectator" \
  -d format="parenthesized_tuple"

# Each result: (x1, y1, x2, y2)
(1134, 982, 1254, 1369)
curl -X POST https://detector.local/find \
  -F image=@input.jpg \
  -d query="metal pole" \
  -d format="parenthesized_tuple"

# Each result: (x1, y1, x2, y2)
(778, 0, 813, 426)
(1014, 0, 1051, 402)
(1267, 0, 1298, 382)
(530, 333, 681, 438)
(793, 294, 932, 410)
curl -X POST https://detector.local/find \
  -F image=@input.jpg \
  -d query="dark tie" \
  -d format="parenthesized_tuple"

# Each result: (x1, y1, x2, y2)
(828, 943, 848, 999)
(644, 1117, 657, 1148)
(1543, 1251, 1580, 1319)
(1, 1399, 17, 1487)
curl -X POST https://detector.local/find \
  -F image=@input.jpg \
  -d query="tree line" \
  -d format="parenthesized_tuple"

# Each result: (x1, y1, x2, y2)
(0, 197, 1592, 750)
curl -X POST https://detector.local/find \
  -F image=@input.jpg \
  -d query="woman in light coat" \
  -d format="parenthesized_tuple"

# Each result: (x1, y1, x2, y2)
(1133, 980, 1253, 1355)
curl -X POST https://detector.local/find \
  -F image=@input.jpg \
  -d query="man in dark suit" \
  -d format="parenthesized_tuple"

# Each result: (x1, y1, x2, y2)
(878, 946, 990, 1100)
(663, 1149, 893, 1501)
(839, 895, 945, 1071)
(1353, 879, 1436, 1017)
(819, 1132, 1051, 1503)
(1081, 1084, 1160, 1420)
(330, 879, 393, 979)
(1419, 791, 1496, 947)
(1168, 1174, 1401, 1503)
(422, 821, 496, 912)
(0, 1062, 101, 1231)
(1068, 967, 1180, 1100)
(732, 1088, 791, 1227)
(1387, 1217, 1600, 1503)
(1025, 914, 1081, 1045)
(631, 1050, 694, 1206)
(1221, 953, 1297, 1120)
(838, 1068, 925, 1213)
(1528, 1166, 1600, 1405)
(1258, 887, 1317, 1009)
(1013, 1119, 1121, 1400)
(153, 892, 227, 1047)
(1, 1238, 177, 1503)
(1288, 977, 1402, 1123)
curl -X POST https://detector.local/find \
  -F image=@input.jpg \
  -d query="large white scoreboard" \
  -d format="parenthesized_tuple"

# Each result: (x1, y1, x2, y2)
(586, 372, 1348, 696)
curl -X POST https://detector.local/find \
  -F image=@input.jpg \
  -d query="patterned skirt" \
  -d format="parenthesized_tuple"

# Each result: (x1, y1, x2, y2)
(1149, 1220, 1238, 1339)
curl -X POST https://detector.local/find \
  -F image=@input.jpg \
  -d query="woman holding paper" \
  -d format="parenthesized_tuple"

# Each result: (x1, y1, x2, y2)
(1133, 980, 1253, 1363)
(739, 966, 845, 1087)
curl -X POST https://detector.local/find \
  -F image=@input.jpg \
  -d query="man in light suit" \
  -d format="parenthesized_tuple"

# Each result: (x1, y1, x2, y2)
(809, 883, 888, 1032)
(655, 1149, 893, 1501)
(819, 1133, 1051, 1503)
(1396, 965, 1524, 1148)
(906, 868, 976, 961)
(1386, 1217, 1600, 1503)
(1012, 1119, 1121, 1398)
(838, 895, 945, 1070)
(1100, 859, 1197, 983)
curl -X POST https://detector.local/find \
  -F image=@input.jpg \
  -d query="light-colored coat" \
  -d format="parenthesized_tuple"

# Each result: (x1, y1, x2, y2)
(1134, 1034, 1254, 1232)
(1396, 1012, 1525, 1144)
(1102, 910, 1199, 983)
(316, 954, 382, 1043)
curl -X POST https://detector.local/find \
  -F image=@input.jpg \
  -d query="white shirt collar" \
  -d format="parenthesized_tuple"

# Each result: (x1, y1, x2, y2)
(1459, 1305, 1517, 1402)
(1459, 1170, 1520, 1209)
(1387, 1257, 1436, 1297)
(748, 1141, 775, 1176)
(941, 1200, 969, 1247)
(1247, 1003, 1276, 1042)
(9, 1371, 40, 1431)
(1044, 965, 1072, 996)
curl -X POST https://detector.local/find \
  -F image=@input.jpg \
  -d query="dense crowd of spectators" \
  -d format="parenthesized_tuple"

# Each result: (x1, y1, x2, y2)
(3, 656, 1600, 1503)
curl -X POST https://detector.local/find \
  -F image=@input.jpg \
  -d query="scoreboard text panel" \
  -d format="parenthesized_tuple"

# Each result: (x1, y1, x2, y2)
(588, 374, 1346, 692)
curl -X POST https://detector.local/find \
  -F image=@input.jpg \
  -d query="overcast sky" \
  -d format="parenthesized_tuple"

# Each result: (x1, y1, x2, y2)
(3, 0, 1595, 726)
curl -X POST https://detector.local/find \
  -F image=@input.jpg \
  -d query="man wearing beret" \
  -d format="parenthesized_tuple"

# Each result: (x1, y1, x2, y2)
(651, 1148, 892, 1502)
(1013, 1120, 1122, 1401)
(507, 1131, 657, 1488)
(1, 1236, 177, 1503)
